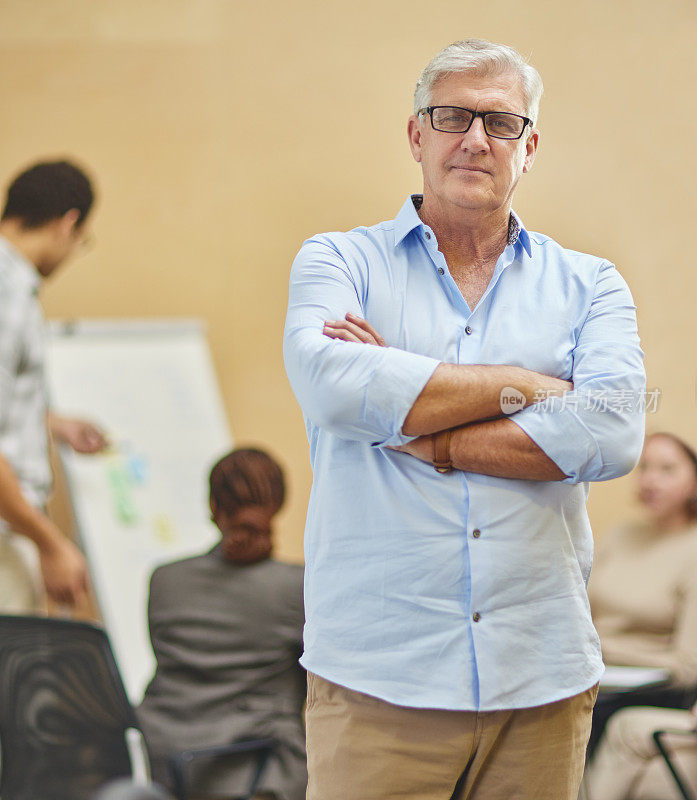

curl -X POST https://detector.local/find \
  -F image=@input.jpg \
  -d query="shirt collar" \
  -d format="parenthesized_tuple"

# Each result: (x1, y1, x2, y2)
(393, 194, 427, 247)
(393, 194, 532, 258)
(508, 209, 532, 257)
(0, 235, 41, 294)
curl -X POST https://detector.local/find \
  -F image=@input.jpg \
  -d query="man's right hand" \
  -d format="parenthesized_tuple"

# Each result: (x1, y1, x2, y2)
(323, 313, 386, 346)
(38, 536, 89, 607)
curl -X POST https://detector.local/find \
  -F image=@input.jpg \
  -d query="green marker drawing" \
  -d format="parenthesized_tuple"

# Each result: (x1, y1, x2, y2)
(107, 462, 139, 524)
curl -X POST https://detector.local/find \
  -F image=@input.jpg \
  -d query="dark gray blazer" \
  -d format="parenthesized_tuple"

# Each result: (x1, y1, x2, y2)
(137, 546, 306, 800)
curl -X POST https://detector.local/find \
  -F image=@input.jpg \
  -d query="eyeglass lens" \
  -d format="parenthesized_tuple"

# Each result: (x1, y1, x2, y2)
(431, 107, 525, 139)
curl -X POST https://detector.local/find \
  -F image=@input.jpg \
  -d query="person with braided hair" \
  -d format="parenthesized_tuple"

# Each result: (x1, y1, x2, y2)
(137, 448, 306, 800)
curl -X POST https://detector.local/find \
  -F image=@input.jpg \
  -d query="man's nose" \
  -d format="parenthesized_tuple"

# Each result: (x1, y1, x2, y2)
(460, 116, 489, 151)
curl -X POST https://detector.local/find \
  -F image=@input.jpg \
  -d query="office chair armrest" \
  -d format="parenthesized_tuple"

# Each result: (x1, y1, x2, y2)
(125, 727, 152, 784)
(168, 738, 276, 800)
(652, 728, 697, 800)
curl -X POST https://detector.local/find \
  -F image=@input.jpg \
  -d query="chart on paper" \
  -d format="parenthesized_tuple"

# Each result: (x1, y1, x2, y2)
(46, 319, 232, 701)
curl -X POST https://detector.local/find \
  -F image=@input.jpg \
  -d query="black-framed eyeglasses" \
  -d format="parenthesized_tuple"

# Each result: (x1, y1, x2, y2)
(418, 106, 532, 140)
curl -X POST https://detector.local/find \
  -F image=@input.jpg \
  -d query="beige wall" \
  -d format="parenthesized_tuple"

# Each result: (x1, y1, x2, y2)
(1, 0, 695, 562)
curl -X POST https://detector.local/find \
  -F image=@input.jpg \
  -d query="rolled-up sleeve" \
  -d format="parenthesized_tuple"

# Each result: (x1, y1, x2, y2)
(283, 236, 440, 446)
(510, 260, 646, 483)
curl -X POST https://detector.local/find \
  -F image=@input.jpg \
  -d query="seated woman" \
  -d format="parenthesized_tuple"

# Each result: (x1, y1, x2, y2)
(586, 703, 697, 800)
(137, 448, 306, 800)
(587, 432, 697, 755)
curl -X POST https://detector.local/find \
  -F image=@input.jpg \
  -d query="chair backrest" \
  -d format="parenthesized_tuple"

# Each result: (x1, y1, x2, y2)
(0, 614, 140, 800)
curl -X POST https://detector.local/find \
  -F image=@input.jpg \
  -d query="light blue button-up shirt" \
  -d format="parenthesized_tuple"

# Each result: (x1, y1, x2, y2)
(283, 195, 645, 710)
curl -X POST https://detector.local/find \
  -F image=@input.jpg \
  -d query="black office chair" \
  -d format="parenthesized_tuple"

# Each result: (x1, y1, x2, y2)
(652, 728, 697, 800)
(0, 614, 151, 800)
(0, 614, 276, 800)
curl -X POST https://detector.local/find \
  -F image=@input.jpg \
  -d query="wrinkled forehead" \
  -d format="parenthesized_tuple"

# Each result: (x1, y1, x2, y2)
(429, 69, 527, 114)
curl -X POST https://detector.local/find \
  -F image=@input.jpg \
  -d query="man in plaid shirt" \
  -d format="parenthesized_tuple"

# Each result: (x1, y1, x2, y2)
(0, 159, 106, 612)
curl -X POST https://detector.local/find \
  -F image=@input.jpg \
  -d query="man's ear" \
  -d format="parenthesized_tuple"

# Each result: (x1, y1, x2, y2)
(522, 128, 539, 174)
(58, 208, 81, 236)
(407, 115, 423, 164)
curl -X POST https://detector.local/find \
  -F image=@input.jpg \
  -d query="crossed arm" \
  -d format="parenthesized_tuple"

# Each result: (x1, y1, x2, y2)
(284, 238, 645, 485)
(323, 314, 568, 481)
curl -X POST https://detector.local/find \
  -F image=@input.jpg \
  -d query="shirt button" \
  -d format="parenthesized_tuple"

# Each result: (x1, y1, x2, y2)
(472, 528, 481, 538)
(424, 231, 431, 239)
(465, 326, 473, 335)
(437, 267, 445, 275)
(473, 612, 481, 622)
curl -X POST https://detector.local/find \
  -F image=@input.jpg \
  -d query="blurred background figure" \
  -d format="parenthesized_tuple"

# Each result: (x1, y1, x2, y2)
(587, 432, 697, 754)
(0, 159, 107, 613)
(586, 702, 697, 800)
(137, 447, 306, 800)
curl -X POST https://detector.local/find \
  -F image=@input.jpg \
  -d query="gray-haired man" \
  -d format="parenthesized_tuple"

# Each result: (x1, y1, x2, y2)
(284, 39, 645, 799)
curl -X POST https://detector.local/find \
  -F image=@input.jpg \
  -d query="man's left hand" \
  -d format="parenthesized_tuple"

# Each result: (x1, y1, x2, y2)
(389, 435, 433, 462)
(50, 415, 108, 454)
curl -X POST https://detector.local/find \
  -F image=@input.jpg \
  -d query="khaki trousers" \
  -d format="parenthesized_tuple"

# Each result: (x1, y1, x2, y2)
(0, 532, 44, 613)
(305, 673, 598, 800)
